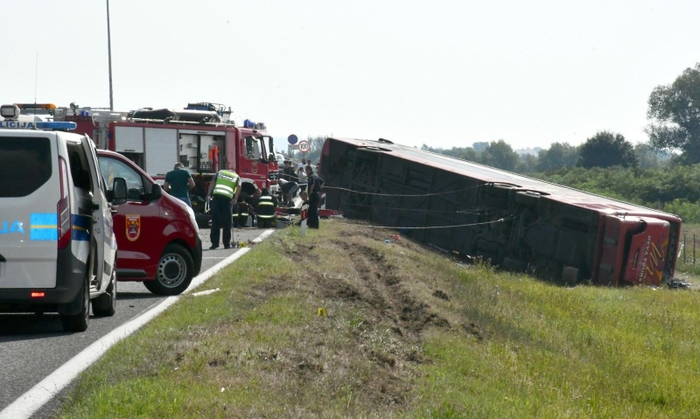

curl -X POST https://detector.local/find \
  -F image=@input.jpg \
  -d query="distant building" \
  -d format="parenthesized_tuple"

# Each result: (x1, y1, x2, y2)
(515, 147, 542, 157)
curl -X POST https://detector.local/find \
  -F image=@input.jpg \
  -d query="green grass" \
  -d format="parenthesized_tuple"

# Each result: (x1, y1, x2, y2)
(56, 221, 700, 418)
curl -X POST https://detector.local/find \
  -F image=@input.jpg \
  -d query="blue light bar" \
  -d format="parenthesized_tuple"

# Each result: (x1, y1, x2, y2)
(36, 121, 77, 130)
(0, 120, 76, 130)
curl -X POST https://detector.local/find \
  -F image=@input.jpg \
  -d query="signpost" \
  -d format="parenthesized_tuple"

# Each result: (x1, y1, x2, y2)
(298, 140, 310, 153)
(300, 203, 309, 236)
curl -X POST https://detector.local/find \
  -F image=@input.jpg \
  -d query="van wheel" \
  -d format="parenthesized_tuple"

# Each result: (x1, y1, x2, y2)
(144, 244, 194, 296)
(61, 279, 89, 333)
(93, 270, 117, 317)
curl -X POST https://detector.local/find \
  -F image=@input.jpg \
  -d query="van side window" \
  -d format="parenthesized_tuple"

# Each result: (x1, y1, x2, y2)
(67, 148, 92, 191)
(98, 156, 146, 201)
(0, 137, 51, 197)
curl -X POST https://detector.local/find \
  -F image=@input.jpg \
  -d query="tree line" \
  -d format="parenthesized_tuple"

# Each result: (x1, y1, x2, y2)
(419, 63, 700, 223)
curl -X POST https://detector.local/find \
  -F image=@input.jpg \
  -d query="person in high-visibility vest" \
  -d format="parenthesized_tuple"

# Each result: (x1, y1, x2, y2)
(255, 188, 277, 228)
(207, 170, 240, 249)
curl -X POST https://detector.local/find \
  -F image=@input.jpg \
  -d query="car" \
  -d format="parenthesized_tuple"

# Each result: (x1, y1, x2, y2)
(96, 149, 203, 295)
(0, 105, 127, 332)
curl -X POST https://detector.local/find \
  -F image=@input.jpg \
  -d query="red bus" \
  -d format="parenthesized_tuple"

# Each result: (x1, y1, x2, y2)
(319, 137, 682, 287)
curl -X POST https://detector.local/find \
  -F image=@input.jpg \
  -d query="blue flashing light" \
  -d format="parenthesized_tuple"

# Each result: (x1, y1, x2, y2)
(37, 121, 77, 130)
(0, 120, 76, 131)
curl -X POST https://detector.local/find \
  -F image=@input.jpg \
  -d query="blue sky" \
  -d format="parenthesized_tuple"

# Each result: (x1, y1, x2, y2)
(2, 0, 699, 151)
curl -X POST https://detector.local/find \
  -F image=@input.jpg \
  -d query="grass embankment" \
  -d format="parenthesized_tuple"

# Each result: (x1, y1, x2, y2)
(59, 221, 700, 418)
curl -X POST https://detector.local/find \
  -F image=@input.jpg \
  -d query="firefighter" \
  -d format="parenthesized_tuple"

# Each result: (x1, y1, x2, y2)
(255, 188, 277, 228)
(246, 189, 261, 227)
(207, 169, 241, 249)
(234, 190, 251, 228)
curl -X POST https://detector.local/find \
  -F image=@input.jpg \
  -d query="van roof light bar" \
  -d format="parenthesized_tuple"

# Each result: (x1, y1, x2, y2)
(0, 120, 77, 131)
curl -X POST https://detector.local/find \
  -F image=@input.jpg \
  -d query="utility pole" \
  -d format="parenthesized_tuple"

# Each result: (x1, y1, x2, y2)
(106, 0, 114, 111)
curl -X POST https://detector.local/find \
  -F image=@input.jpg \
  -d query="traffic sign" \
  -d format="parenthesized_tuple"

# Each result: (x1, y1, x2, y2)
(288, 134, 298, 145)
(298, 140, 310, 153)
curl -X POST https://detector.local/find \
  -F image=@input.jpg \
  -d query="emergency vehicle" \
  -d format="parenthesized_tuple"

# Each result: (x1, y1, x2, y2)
(51, 102, 280, 225)
(96, 149, 203, 295)
(0, 104, 127, 332)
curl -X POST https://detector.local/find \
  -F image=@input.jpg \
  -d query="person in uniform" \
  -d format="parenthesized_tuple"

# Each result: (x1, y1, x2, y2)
(305, 165, 322, 229)
(207, 169, 240, 249)
(255, 188, 278, 228)
(163, 162, 195, 207)
(234, 190, 251, 228)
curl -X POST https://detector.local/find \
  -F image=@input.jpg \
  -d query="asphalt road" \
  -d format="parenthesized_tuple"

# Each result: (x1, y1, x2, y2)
(0, 226, 275, 419)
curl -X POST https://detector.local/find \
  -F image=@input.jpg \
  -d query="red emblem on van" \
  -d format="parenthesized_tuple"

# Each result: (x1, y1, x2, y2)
(126, 214, 141, 242)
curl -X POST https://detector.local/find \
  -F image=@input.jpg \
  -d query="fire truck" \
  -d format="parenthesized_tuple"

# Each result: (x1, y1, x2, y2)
(50, 102, 280, 225)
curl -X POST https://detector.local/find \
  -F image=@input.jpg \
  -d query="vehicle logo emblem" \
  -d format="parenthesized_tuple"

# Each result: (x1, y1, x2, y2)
(126, 214, 141, 242)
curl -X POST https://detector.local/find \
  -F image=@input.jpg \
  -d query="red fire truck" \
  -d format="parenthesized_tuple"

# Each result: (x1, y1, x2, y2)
(52, 102, 280, 225)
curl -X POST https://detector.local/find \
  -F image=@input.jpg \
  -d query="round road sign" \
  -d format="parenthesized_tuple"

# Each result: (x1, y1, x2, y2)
(288, 134, 298, 145)
(298, 140, 310, 153)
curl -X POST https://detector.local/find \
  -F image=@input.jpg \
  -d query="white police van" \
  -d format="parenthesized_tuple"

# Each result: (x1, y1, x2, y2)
(0, 104, 127, 332)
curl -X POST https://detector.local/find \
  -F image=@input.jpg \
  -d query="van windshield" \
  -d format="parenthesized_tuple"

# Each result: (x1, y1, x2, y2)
(0, 136, 51, 197)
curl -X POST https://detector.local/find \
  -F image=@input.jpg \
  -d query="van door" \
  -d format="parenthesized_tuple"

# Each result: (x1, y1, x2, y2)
(97, 153, 160, 274)
(78, 134, 116, 290)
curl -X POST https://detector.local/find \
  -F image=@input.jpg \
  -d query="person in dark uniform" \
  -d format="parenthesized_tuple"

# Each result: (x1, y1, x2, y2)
(207, 169, 240, 249)
(305, 165, 322, 229)
(234, 190, 251, 228)
(247, 189, 261, 227)
(255, 188, 278, 228)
